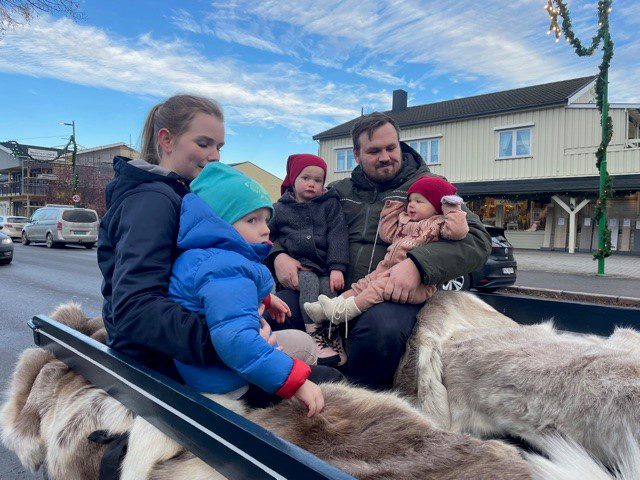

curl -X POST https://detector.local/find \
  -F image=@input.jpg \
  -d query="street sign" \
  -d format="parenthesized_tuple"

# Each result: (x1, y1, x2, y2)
(72, 194, 81, 203)
(27, 148, 59, 161)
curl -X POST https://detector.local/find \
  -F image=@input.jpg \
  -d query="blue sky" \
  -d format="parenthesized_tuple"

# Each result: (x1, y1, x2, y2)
(1, 0, 638, 178)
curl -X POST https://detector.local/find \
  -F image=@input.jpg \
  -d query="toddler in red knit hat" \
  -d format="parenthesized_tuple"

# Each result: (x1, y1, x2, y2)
(269, 154, 350, 366)
(304, 175, 468, 328)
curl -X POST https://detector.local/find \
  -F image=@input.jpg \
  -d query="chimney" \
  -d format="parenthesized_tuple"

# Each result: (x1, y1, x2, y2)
(392, 89, 407, 112)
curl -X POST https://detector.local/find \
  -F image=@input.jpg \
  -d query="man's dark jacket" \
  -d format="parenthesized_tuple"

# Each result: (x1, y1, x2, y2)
(97, 156, 216, 379)
(268, 188, 349, 275)
(269, 143, 491, 286)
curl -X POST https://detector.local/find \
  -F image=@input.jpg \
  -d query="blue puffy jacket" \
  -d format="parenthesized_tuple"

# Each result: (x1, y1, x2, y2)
(98, 157, 216, 380)
(170, 194, 310, 396)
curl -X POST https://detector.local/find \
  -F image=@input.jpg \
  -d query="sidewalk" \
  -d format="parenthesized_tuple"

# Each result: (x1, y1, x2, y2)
(514, 249, 640, 279)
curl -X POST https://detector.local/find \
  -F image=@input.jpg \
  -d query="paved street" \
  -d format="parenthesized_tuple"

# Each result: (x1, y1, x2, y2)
(0, 243, 102, 480)
(512, 249, 640, 298)
(0, 243, 638, 478)
(515, 270, 640, 298)
(514, 249, 640, 279)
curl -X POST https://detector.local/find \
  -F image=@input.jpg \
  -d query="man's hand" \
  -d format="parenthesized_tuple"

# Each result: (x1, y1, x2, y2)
(266, 294, 291, 324)
(329, 270, 344, 293)
(294, 380, 325, 417)
(274, 253, 305, 290)
(383, 259, 422, 303)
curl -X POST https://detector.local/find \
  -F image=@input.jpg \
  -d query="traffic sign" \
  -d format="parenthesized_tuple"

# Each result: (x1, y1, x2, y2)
(72, 194, 81, 203)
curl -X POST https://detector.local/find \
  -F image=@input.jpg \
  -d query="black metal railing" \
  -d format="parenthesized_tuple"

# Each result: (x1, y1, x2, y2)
(0, 179, 49, 197)
(29, 315, 355, 480)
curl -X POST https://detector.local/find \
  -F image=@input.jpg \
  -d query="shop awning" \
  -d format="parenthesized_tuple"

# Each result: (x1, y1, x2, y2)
(454, 174, 640, 198)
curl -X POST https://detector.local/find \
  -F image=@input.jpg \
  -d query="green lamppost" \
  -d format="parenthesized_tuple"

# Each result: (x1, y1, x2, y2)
(60, 121, 78, 207)
(545, 0, 614, 275)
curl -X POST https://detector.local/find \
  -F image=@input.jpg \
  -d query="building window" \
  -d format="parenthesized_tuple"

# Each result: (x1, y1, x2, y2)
(627, 109, 640, 148)
(335, 148, 356, 172)
(498, 128, 531, 159)
(407, 138, 440, 165)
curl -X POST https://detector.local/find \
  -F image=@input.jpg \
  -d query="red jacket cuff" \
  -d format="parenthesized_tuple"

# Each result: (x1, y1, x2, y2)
(275, 359, 310, 399)
(262, 295, 271, 309)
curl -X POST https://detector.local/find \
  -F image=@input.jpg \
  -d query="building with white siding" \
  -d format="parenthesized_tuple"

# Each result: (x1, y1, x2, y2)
(314, 77, 640, 254)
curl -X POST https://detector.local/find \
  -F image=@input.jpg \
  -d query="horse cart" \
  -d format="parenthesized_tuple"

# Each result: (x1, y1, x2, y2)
(26, 292, 640, 479)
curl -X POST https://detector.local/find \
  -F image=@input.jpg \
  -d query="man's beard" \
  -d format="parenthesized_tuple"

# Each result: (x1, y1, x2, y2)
(364, 162, 399, 183)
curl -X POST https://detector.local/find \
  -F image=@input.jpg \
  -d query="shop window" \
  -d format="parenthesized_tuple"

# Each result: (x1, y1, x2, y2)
(468, 198, 546, 231)
(406, 138, 440, 165)
(497, 127, 531, 159)
(335, 148, 356, 172)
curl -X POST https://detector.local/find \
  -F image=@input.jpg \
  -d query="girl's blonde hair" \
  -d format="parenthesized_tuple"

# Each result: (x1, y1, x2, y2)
(141, 95, 224, 165)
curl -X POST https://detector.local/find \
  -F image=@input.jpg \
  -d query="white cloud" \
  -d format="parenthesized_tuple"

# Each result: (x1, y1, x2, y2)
(347, 67, 405, 86)
(207, 25, 284, 54)
(170, 9, 202, 34)
(0, 17, 384, 137)
(203, 0, 637, 100)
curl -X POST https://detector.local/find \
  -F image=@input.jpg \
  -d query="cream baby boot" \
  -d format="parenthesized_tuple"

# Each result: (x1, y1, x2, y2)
(303, 300, 328, 324)
(318, 295, 362, 327)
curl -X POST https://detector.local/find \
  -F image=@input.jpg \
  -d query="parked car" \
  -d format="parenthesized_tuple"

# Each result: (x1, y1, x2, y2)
(0, 226, 14, 264)
(22, 205, 99, 249)
(441, 225, 517, 293)
(0, 215, 30, 239)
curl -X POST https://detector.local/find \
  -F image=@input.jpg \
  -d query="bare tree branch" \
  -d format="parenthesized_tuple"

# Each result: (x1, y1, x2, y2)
(0, 0, 82, 34)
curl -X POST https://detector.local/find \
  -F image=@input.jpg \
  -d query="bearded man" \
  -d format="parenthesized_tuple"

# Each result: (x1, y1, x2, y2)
(267, 112, 491, 390)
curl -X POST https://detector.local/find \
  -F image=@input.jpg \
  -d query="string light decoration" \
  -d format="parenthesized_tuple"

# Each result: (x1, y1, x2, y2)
(545, 0, 614, 275)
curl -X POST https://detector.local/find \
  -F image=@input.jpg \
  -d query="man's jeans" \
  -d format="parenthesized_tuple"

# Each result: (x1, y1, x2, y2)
(265, 289, 422, 390)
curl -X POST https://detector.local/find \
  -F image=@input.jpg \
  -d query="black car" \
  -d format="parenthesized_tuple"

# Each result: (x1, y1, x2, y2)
(0, 226, 14, 265)
(441, 225, 516, 292)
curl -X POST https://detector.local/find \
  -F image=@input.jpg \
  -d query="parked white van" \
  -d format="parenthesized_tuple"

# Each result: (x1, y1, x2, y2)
(22, 205, 99, 249)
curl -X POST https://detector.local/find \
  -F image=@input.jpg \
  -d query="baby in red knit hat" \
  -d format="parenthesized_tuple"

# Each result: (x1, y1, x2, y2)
(304, 175, 468, 329)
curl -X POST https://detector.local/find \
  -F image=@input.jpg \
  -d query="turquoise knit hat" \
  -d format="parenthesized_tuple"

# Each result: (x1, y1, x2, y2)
(190, 162, 273, 225)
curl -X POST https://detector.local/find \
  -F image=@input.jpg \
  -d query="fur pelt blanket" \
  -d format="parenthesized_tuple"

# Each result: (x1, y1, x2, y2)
(2, 303, 534, 479)
(395, 292, 640, 470)
(2, 297, 638, 479)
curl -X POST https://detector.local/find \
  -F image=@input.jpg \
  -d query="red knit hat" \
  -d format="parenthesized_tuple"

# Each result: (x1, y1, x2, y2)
(280, 154, 327, 195)
(407, 176, 458, 215)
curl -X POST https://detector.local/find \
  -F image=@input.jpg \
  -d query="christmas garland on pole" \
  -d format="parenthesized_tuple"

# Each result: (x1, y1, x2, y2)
(545, 0, 614, 274)
(5, 139, 73, 163)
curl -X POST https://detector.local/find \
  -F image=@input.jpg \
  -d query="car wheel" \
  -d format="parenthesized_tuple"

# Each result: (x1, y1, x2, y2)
(441, 274, 471, 291)
(84, 243, 95, 249)
(22, 231, 31, 245)
(46, 233, 55, 248)
(0, 258, 11, 265)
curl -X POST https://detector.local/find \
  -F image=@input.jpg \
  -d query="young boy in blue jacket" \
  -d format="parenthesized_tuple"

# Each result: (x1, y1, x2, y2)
(170, 162, 342, 416)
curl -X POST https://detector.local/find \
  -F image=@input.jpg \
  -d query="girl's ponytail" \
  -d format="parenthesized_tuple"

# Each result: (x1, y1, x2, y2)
(140, 96, 223, 165)
(141, 103, 162, 165)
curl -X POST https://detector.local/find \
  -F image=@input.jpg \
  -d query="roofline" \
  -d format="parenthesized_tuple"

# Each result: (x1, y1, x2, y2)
(313, 101, 568, 141)
(313, 76, 598, 141)
(566, 78, 597, 104)
(62, 142, 131, 155)
(568, 103, 640, 109)
(228, 161, 282, 181)
(0, 141, 65, 155)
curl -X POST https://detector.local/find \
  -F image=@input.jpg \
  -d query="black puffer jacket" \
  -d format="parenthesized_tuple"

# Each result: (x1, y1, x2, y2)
(98, 157, 216, 379)
(268, 188, 349, 275)
(270, 143, 491, 286)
